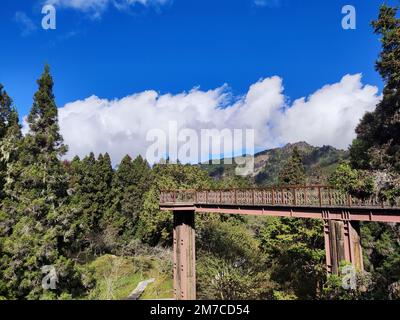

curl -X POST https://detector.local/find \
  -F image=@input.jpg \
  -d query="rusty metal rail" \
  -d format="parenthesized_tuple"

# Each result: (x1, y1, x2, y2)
(160, 186, 400, 209)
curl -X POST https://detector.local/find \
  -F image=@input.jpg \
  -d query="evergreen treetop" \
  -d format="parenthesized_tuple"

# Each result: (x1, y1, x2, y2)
(27, 65, 67, 156)
(278, 147, 306, 186)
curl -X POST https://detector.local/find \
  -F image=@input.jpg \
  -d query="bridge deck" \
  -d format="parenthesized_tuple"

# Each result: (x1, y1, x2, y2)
(159, 186, 400, 223)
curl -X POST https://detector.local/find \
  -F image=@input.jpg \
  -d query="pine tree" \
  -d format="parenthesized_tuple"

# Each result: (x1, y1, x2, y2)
(333, 5, 400, 299)
(0, 84, 15, 138)
(0, 85, 22, 298)
(130, 155, 152, 222)
(66, 152, 113, 255)
(1, 66, 85, 299)
(95, 153, 113, 217)
(0, 85, 21, 198)
(81, 152, 100, 235)
(63, 155, 86, 253)
(102, 155, 140, 247)
(350, 4, 400, 173)
(278, 147, 306, 185)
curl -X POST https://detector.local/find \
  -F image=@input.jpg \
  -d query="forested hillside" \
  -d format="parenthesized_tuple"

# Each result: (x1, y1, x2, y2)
(202, 141, 348, 185)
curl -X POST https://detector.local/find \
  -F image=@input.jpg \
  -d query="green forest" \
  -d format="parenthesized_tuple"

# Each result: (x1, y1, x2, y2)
(0, 4, 399, 300)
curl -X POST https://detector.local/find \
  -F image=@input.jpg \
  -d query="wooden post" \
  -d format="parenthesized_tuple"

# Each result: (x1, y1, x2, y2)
(304, 187, 308, 206)
(328, 187, 332, 206)
(324, 220, 364, 275)
(293, 188, 297, 206)
(348, 221, 364, 271)
(318, 187, 322, 207)
(323, 220, 333, 274)
(173, 210, 196, 300)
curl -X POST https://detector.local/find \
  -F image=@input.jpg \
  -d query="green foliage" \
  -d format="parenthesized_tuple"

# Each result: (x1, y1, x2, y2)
(136, 163, 212, 246)
(328, 162, 375, 199)
(202, 142, 348, 186)
(0, 67, 87, 299)
(27, 65, 67, 156)
(350, 4, 400, 174)
(278, 147, 306, 185)
(0, 84, 22, 298)
(257, 148, 326, 299)
(86, 255, 148, 300)
(1, 13, 400, 301)
(212, 175, 254, 189)
(64, 152, 114, 256)
(101, 155, 153, 250)
(258, 217, 325, 299)
(197, 219, 274, 300)
(86, 249, 173, 300)
(0, 85, 21, 199)
(345, 6, 400, 300)
(361, 222, 400, 299)
(322, 263, 373, 300)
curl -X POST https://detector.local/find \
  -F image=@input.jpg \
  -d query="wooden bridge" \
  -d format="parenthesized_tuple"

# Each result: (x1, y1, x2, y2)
(159, 186, 400, 300)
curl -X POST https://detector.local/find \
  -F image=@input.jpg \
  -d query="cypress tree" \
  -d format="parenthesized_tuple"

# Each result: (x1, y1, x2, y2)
(0, 84, 15, 138)
(103, 155, 134, 243)
(101, 155, 152, 250)
(0, 85, 22, 298)
(95, 153, 113, 218)
(72, 152, 101, 254)
(66, 152, 114, 255)
(278, 147, 307, 185)
(321, 5, 400, 299)
(1, 66, 84, 299)
(350, 5, 400, 173)
(0, 85, 21, 198)
(64, 155, 86, 253)
(130, 155, 152, 222)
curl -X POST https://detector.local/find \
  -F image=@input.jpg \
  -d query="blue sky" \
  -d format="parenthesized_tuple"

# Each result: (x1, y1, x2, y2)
(0, 0, 390, 115)
(0, 0, 394, 163)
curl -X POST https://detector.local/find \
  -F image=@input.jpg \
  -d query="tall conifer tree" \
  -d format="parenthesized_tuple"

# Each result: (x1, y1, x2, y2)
(278, 147, 306, 185)
(350, 5, 400, 173)
(0, 85, 21, 198)
(348, 5, 400, 298)
(1, 66, 84, 299)
(0, 85, 22, 298)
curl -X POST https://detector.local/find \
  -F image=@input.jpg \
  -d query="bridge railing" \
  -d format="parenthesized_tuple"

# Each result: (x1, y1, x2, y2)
(160, 186, 400, 209)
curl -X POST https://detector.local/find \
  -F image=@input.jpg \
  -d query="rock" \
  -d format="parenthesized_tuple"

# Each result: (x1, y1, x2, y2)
(127, 278, 155, 300)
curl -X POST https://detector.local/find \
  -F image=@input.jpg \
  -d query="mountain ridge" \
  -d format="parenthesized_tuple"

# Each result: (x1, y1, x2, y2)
(200, 141, 349, 185)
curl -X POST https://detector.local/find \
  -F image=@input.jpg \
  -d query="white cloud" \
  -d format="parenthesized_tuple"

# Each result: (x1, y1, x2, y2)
(45, 0, 170, 17)
(24, 74, 378, 165)
(254, 0, 281, 8)
(14, 12, 38, 36)
(274, 74, 380, 149)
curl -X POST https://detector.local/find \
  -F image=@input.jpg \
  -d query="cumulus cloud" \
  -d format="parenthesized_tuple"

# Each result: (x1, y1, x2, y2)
(40, 74, 379, 165)
(274, 74, 380, 149)
(45, 0, 170, 17)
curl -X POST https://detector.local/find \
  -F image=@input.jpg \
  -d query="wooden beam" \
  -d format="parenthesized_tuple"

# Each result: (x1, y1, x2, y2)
(324, 220, 364, 275)
(173, 210, 196, 300)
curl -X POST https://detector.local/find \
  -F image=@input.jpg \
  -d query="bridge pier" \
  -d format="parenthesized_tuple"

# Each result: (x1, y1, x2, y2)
(173, 210, 196, 300)
(324, 218, 363, 274)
